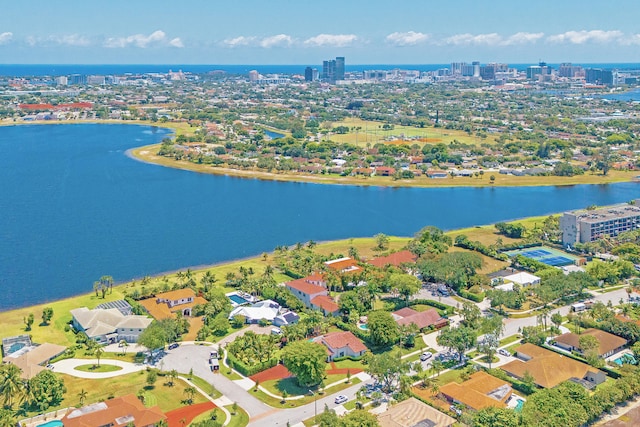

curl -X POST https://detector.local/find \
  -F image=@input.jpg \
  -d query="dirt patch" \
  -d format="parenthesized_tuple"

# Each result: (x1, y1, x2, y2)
(183, 317, 204, 341)
(165, 401, 215, 427)
(325, 367, 362, 375)
(250, 364, 292, 383)
(600, 402, 640, 426)
(417, 138, 443, 143)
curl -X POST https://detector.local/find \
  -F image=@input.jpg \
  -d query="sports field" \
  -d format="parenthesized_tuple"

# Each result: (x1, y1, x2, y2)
(505, 246, 579, 267)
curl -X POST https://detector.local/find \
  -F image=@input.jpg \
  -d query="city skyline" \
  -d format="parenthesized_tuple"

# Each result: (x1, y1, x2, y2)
(1, 0, 640, 64)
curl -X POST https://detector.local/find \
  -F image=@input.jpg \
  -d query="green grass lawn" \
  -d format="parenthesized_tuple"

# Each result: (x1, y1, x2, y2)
(220, 367, 244, 381)
(74, 364, 123, 373)
(42, 371, 207, 418)
(499, 335, 522, 347)
(189, 375, 222, 399)
(262, 373, 348, 397)
(254, 378, 361, 408)
(330, 359, 366, 371)
(225, 405, 249, 427)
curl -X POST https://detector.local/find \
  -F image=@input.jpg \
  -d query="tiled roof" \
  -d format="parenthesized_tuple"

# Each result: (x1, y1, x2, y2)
(439, 372, 510, 411)
(392, 307, 447, 329)
(554, 328, 627, 356)
(377, 397, 455, 427)
(368, 250, 417, 268)
(501, 343, 601, 389)
(61, 394, 166, 427)
(321, 331, 367, 354)
(324, 257, 362, 273)
(311, 295, 339, 313)
(3, 343, 67, 380)
(286, 278, 327, 296)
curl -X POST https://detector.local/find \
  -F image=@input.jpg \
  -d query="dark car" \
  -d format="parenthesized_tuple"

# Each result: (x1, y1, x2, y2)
(168, 343, 179, 350)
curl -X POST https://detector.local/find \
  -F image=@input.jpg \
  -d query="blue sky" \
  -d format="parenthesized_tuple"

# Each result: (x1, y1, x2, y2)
(1, 0, 639, 64)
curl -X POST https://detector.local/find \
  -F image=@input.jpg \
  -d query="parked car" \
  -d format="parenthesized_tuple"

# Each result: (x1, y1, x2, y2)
(498, 349, 510, 357)
(168, 343, 179, 350)
(334, 395, 348, 404)
(420, 352, 433, 361)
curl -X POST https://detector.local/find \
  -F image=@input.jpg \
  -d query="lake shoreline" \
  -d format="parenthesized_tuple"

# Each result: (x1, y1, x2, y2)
(3, 118, 636, 189)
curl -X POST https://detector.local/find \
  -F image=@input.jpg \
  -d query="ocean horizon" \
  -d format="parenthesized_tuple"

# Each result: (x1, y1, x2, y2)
(1, 63, 640, 77)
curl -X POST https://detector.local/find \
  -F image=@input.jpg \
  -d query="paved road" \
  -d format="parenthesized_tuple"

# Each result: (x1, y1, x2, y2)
(161, 344, 272, 419)
(247, 374, 372, 427)
(52, 358, 146, 378)
(502, 287, 628, 338)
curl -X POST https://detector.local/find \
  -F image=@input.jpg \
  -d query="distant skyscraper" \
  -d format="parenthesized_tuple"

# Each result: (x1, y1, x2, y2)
(585, 68, 613, 85)
(472, 61, 480, 78)
(322, 56, 345, 83)
(304, 67, 318, 82)
(335, 57, 345, 81)
(248, 70, 259, 82)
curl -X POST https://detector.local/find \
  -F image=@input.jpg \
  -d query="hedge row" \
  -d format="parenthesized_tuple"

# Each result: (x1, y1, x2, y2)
(336, 320, 370, 341)
(409, 299, 455, 315)
(459, 289, 485, 303)
(226, 353, 278, 377)
(332, 354, 365, 362)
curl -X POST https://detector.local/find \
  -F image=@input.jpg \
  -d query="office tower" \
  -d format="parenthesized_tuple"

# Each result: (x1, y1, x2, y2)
(248, 70, 259, 82)
(322, 57, 345, 83)
(335, 57, 345, 81)
(304, 67, 318, 82)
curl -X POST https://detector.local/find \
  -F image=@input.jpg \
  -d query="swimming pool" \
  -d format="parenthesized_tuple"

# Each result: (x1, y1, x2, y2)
(515, 399, 525, 412)
(614, 354, 637, 365)
(228, 294, 249, 305)
(358, 324, 369, 330)
(37, 420, 63, 427)
(7, 342, 26, 354)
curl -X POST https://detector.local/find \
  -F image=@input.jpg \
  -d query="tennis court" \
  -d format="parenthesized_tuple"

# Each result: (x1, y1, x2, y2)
(505, 246, 578, 267)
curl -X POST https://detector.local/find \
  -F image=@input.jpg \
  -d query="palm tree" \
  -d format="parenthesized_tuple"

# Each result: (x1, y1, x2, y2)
(183, 386, 196, 404)
(94, 346, 104, 367)
(0, 364, 25, 408)
(119, 340, 129, 356)
(0, 409, 16, 427)
(167, 370, 178, 387)
(78, 388, 88, 406)
(431, 360, 444, 377)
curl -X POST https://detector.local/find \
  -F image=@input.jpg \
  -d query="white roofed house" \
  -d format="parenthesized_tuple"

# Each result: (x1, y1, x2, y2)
(228, 300, 281, 324)
(503, 271, 540, 287)
(71, 307, 153, 344)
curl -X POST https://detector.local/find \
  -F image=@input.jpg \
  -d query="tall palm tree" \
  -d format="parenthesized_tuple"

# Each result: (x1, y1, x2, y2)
(78, 388, 88, 406)
(94, 346, 104, 367)
(0, 364, 25, 409)
(183, 386, 196, 404)
(119, 340, 129, 356)
(0, 408, 16, 427)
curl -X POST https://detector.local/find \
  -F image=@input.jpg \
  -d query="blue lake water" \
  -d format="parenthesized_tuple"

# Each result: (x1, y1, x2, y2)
(0, 124, 638, 310)
(600, 89, 640, 102)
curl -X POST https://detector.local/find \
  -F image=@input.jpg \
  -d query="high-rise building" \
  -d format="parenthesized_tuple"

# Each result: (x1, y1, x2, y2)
(69, 74, 86, 85)
(304, 67, 318, 82)
(335, 57, 345, 81)
(55, 76, 68, 86)
(322, 57, 345, 83)
(559, 63, 583, 78)
(585, 68, 613, 85)
(472, 61, 480, 78)
(248, 70, 260, 82)
(560, 201, 640, 246)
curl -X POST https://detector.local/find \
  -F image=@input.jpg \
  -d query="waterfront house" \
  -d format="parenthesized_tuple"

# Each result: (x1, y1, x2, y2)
(368, 250, 417, 269)
(227, 300, 281, 324)
(2, 343, 66, 380)
(70, 307, 152, 344)
(139, 288, 207, 319)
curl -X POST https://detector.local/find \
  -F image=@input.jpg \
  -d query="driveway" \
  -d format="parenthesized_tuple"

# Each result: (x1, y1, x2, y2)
(51, 358, 146, 379)
(160, 343, 272, 419)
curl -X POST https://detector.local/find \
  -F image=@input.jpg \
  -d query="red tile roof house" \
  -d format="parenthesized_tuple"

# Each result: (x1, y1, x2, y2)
(368, 250, 418, 269)
(375, 166, 396, 176)
(317, 331, 368, 361)
(392, 307, 448, 331)
(285, 275, 339, 316)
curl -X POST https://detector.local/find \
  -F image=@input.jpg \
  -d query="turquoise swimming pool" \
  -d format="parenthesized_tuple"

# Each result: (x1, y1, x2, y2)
(37, 420, 63, 427)
(358, 323, 369, 330)
(614, 354, 637, 365)
(515, 399, 525, 412)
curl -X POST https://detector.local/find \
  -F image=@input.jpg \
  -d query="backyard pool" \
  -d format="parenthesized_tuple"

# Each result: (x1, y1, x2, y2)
(7, 342, 26, 354)
(358, 324, 369, 331)
(37, 421, 63, 427)
(614, 354, 637, 365)
(515, 399, 525, 412)
(227, 293, 249, 306)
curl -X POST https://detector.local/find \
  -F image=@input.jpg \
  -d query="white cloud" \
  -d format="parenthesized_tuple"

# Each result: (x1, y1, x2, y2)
(104, 30, 182, 48)
(259, 34, 292, 48)
(0, 32, 13, 45)
(304, 34, 358, 47)
(223, 36, 255, 47)
(385, 31, 429, 46)
(443, 33, 502, 46)
(547, 30, 623, 44)
(503, 32, 544, 45)
(623, 34, 640, 45)
(52, 34, 91, 47)
(169, 37, 184, 48)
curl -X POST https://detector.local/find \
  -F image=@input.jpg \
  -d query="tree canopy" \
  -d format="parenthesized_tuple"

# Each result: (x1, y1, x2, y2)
(282, 340, 327, 387)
